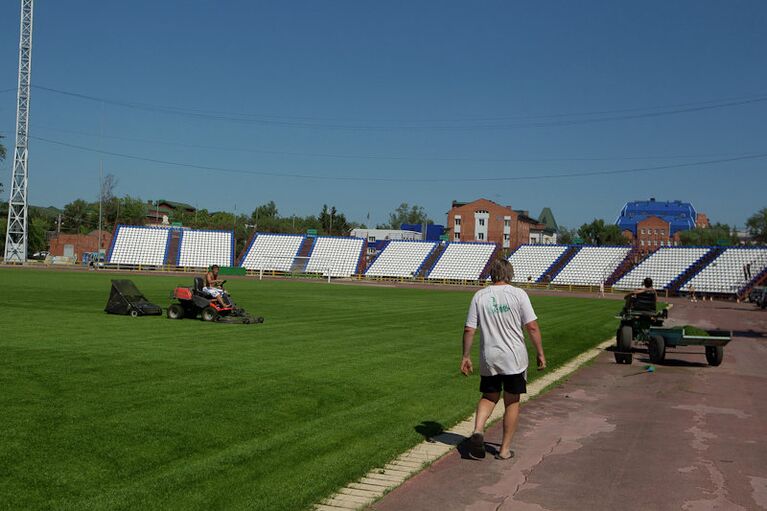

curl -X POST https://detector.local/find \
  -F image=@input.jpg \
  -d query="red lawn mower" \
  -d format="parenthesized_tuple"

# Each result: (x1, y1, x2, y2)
(167, 277, 264, 324)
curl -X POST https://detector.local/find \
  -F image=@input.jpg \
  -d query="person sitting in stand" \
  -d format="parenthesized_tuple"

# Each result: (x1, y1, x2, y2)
(203, 264, 227, 307)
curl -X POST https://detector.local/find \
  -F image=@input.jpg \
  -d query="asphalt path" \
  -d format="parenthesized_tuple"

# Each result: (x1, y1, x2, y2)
(372, 299, 767, 511)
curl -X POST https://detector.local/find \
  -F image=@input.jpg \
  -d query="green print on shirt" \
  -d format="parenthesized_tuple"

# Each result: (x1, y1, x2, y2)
(488, 296, 511, 315)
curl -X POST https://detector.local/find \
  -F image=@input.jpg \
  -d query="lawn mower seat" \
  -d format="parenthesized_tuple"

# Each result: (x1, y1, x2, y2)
(193, 277, 211, 298)
(631, 291, 657, 312)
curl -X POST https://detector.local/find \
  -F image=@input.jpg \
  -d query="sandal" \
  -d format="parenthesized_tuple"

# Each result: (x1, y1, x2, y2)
(494, 450, 515, 460)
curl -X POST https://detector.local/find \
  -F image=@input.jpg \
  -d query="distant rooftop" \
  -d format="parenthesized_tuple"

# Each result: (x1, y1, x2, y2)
(616, 198, 698, 236)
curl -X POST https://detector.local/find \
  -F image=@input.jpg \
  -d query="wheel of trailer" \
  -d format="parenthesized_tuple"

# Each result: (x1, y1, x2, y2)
(649, 334, 666, 364)
(615, 325, 633, 364)
(129, 308, 139, 318)
(705, 346, 724, 366)
(201, 306, 218, 322)
(167, 304, 185, 320)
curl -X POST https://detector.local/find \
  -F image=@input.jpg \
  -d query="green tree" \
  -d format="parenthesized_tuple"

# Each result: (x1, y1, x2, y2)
(0, 133, 5, 193)
(577, 219, 629, 246)
(557, 226, 577, 244)
(28, 215, 52, 255)
(62, 199, 95, 234)
(117, 196, 148, 227)
(679, 223, 737, 246)
(318, 205, 351, 235)
(746, 208, 767, 244)
(250, 201, 283, 233)
(383, 203, 432, 229)
(0, 209, 6, 254)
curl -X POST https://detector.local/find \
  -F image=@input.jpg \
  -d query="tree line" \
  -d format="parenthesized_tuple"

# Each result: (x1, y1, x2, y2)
(0, 165, 435, 256)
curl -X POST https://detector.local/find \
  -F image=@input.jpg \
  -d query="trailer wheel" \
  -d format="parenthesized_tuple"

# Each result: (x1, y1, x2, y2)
(201, 306, 218, 322)
(129, 309, 139, 318)
(649, 335, 666, 364)
(615, 325, 633, 365)
(705, 346, 724, 366)
(167, 304, 185, 320)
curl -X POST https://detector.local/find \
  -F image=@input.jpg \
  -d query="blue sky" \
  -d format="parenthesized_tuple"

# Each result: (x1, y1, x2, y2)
(1, 1, 765, 229)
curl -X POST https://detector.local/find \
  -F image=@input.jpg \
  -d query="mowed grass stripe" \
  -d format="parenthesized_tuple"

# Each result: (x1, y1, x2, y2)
(0, 269, 618, 510)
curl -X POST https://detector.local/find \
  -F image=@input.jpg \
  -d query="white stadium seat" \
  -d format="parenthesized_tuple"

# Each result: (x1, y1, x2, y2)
(427, 243, 496, 281)
(240, 233, 305, 271)
(553, 246, 632, 286)
(365, 240, 438, 278)
(614, 247, 710, 290)
(306, 237, 365, 277)
(686, 247, 767, 294)
(108, 225, 171, 266)
(507, 245, 567, 283)
(177, 229, 233, 268)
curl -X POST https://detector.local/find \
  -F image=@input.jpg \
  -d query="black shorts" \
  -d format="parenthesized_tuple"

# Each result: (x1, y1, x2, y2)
(480, 372, 527, 395)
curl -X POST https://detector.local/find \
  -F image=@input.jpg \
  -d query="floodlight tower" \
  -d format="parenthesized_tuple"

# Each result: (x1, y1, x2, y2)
(4, 0, 34, 264)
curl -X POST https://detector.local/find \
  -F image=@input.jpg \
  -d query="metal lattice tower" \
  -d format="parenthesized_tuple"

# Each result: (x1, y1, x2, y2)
(4, 0, 34, 264)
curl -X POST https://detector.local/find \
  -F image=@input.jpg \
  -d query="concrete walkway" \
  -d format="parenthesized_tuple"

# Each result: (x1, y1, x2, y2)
(372, 300, 767, 511)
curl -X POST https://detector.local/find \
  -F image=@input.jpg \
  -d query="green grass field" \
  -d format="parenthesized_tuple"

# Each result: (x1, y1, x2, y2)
(0, 269, 620, 510)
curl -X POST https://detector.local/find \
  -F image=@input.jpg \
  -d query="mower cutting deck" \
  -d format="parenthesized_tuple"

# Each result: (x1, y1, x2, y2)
(167, 277, 264, 324)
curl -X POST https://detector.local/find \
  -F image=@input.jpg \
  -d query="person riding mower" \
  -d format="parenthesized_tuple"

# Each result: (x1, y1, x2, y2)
(167, 277, 264, 324)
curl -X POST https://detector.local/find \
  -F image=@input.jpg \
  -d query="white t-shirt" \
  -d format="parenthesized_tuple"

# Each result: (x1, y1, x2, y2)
(465, 284, 537, 376)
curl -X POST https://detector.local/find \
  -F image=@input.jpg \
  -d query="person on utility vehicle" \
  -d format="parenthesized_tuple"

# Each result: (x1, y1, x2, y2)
(624, 277, 656, 312)
(203, 265, 227, 307)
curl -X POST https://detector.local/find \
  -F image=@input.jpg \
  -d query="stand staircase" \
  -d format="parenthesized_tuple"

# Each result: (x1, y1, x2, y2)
(165, 229, 182, 266)
(417, 243, 447, 278)
(667, 247, 725, 293)
(479, 244, 503, 280)
(536, 246, 580, 283)
(739, 267, 767, 300)
(605, 248, 641, 286)
(290, 237, 315, 273)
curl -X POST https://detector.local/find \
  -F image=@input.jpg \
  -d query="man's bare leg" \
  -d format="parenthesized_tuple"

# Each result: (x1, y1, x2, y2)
(473, 392, 500, 434)
(498, 392, 521, 458)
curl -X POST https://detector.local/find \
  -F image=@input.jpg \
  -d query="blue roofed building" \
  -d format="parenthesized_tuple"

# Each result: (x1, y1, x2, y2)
(616, 198, 709, 253)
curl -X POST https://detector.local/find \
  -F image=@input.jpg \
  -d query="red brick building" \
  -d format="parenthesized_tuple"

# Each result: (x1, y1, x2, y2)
(622, 216, 680, 254)
(48, 230, 112, 261)
(447, 199, 546, 251)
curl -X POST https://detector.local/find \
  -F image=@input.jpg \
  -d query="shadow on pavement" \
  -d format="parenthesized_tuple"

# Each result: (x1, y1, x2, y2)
(635, 355, 709, 368)
(732, 330, 767, 339)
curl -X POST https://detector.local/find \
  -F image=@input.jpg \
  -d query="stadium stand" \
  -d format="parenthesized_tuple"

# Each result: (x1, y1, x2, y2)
(177, 229, 234, 268)
(614, 247, 711, 290)
(306, 236, 365, 277)
(427, 242, 497, 281)
(240, 233, 305, 272)
(553, 246, 632, 286)
(684, 247, 767, 295)
(365, 240, 438, 278)
(507, 245, 568, 283)
(107, 225, 171, 266)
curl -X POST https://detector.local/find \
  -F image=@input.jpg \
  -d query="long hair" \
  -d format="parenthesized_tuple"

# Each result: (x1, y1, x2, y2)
(489, 259, 515, 283)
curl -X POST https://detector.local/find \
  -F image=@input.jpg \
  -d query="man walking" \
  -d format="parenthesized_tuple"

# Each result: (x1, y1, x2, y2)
(461, 259, 546, 460)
